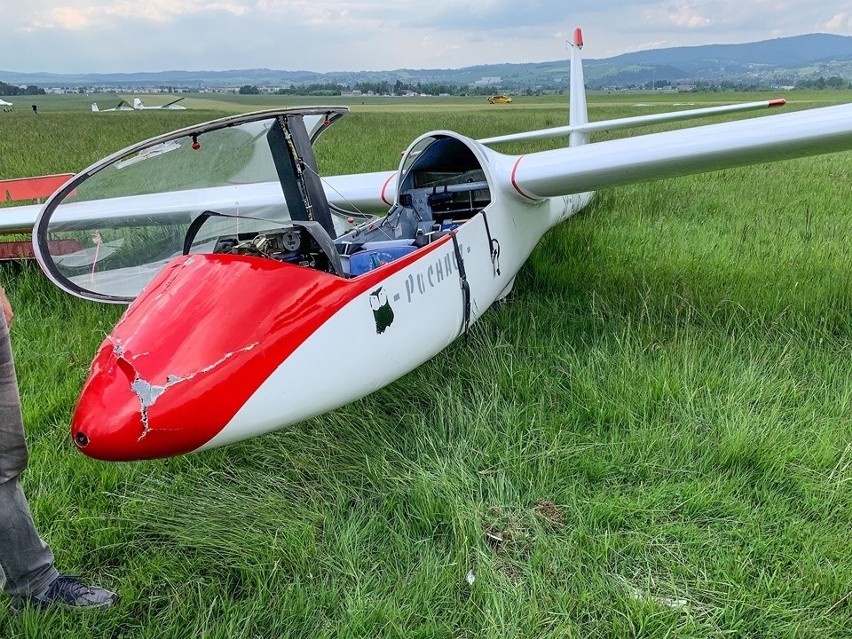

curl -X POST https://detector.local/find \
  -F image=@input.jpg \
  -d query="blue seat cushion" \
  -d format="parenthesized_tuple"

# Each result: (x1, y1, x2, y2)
(349, 246, 417, 276)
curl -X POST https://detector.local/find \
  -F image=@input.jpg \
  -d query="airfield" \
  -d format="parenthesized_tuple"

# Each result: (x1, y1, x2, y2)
(0, 91, 850, 637)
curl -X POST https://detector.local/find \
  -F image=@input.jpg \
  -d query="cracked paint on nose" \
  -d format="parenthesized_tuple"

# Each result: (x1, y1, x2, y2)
(71, 336, 261, 460)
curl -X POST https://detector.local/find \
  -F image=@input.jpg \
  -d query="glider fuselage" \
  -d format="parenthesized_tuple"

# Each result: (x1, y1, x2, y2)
(70, 129, 592, 459)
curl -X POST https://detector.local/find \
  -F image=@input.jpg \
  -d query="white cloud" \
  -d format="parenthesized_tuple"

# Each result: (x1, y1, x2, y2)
(3, 0, 852, 73)
(665, 1, 713, 29)
(828, 13, 852, 31)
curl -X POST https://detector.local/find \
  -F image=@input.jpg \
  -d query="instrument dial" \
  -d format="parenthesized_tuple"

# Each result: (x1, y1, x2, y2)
(281, 229, 300, 251)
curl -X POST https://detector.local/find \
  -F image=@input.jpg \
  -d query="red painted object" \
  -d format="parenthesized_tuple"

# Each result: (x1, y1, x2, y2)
(0, 239, 83, 260)
(0, 173, 73, 203)
(72, 240, 448, 460)
(0, 173, 76, 260)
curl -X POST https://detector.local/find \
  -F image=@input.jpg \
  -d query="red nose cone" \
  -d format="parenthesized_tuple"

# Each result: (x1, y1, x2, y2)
(71, 346, 156, 460)
(70, 338, 233, 460)
(70, 254, 351, 461)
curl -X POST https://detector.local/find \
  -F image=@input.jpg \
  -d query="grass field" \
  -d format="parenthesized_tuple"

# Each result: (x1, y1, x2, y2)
(0, 91, 850, 638)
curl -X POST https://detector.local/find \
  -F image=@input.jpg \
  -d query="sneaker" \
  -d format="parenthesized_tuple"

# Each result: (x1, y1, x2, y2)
(11, 575, 118, 611)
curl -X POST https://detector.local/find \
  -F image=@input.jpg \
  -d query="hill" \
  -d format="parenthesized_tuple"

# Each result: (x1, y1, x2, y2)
(3, 33, 852, 90)
(586, 33, 852, 87)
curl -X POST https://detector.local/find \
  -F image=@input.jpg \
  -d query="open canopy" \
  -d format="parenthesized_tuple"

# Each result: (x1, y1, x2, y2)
(33, 107, 352, 303)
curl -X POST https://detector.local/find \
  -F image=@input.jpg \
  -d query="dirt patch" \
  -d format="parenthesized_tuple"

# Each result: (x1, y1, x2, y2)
(533, 499, 565, 525)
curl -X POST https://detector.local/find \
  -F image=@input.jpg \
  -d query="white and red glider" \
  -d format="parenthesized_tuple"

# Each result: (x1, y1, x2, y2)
(17, 29, 852, 460)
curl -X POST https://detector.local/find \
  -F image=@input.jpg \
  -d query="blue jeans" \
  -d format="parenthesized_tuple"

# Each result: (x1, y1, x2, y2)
(0, 313, 58, 597)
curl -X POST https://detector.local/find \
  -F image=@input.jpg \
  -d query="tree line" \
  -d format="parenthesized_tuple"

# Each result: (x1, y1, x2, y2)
(0, 81, 46, 96)
(794, 76, 850, 90)
(238, 80, 512, 97)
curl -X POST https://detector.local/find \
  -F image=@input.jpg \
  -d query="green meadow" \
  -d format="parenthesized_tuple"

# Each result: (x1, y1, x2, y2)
(0, 91, 850, 638)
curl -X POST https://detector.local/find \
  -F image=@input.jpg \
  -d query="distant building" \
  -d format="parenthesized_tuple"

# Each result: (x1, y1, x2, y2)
(474, 77, 502, 86)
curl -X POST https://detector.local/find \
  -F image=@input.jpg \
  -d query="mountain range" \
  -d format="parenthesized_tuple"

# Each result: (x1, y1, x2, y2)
(4, 33, 852, 90)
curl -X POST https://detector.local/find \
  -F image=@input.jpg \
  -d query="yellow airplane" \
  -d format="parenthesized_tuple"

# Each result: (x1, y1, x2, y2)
(487, 95, 512, 104)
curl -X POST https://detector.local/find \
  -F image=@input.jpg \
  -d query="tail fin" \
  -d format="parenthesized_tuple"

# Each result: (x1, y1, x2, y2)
(133, 98, 143, 109)
(568, 28, 589, 148)
(91, 103, 99, 112)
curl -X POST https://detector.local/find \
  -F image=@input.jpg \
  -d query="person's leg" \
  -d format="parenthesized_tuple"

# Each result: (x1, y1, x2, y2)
(0, 314, 59, 598)
(0, 483, 60, 597)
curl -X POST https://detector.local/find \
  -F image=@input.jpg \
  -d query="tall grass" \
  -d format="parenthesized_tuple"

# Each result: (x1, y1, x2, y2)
(0, 93, 850, 638)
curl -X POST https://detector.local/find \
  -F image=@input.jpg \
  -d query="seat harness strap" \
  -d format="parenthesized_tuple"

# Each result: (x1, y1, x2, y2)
(450, 231, 471, 336)
(481, 210, 501, 276)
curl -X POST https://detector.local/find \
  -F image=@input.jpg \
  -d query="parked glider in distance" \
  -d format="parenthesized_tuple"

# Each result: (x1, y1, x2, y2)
(132, 97, 186, 110)
(91, 100, 133, 112)
(21, 27, 852, 461)
(0, 98, 12, 109)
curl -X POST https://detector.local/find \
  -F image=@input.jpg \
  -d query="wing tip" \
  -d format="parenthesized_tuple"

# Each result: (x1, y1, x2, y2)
(574, 28, 584, 49)
(768, 99, 787, 108)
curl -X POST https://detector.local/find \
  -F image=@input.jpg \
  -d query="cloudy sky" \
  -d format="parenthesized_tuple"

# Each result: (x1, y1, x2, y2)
(4, 1, 852, 74)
